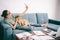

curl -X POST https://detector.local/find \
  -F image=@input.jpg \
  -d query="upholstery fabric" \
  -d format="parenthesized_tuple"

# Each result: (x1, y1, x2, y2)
(27, 13, 37, 24)
(48, 23, 60, 31)
(36, 13, 48, 24)
(1, 21, 12, 40)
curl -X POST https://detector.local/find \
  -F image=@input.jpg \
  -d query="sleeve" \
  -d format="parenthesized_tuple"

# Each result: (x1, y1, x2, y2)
(12, 15, 16, 21)
(4, 19, 13, 27)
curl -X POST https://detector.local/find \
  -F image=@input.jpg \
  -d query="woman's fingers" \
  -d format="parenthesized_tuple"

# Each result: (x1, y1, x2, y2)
(24, 3, 28, 9)
(16, 18, 19, 22)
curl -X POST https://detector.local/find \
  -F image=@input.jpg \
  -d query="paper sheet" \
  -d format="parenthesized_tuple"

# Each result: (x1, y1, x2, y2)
(33, 31, 46, 36)
(29, 35, 54, 40)
(16, 32, 32, 38)
(38, 36, 54, 40)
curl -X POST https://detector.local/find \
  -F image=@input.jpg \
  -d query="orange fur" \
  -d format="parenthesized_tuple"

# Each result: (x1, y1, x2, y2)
(18, 18, 30, 26)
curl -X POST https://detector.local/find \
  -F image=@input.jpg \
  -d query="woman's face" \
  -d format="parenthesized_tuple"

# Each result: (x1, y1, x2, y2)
(6, 11, 11, 18)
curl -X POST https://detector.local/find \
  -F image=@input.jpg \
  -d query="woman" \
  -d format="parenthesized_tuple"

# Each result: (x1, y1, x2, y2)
(1, 4, 33, 33)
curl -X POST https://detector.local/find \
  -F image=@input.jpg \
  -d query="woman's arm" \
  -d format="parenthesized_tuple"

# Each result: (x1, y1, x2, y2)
(12, 21, 17, 29)
(19, 4, 28, 17)
(12, 18, 18, 29)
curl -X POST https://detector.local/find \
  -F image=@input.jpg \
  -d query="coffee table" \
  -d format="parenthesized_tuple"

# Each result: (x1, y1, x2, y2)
(29, 35, 54, 40)
(16, 32, 32, 40)
(16, 30, 55, 40)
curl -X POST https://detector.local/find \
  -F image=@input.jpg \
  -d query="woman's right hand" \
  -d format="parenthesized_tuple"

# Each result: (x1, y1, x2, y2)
(16, 18, 19, 22)
(19, 3, 28, 18)
(12, 18, 19, 30)
(24, 3, 28, 10)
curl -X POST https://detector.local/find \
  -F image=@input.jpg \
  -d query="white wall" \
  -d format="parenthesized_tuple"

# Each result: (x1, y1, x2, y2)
(0, 0, 59, 20)
(55, 0, 60, 21)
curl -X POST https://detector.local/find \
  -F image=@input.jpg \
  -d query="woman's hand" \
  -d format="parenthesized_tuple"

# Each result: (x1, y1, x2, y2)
(12, 18, 19, 29)
(15, 18, 19, 22)
(19, 3, 29, 17)
(24, 3, 28, 10)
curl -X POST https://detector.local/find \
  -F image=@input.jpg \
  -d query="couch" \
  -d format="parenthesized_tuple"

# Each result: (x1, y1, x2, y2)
(48, 19, 60, 31)
(0, 13, 60, 40)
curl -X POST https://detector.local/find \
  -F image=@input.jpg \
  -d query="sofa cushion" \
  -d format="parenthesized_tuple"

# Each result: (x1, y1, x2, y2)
(36, 13, 48, 24)
(23, 13, 37, 24)
(22, 14, 28, 20)
(47, 23, 60, 31)
(28, 13, 37, 24)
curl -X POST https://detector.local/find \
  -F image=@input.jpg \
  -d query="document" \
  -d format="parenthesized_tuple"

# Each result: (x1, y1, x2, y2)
(39, 36, 54, 40)
(16, 32, 32, 38)
(33, 31, 46, 36)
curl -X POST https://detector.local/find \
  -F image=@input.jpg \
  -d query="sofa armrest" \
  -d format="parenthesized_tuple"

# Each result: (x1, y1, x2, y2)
(49, 19, 60, 25)
(47, 23, 60, 32)
(1, 22, 13, 40)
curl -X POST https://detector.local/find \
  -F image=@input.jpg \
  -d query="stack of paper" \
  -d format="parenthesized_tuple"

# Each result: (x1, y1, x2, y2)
(38, 36, 54, 40)
(33, 31, 46, 36)
(29, 35, 54, 40)
(16, 32, 32, 38)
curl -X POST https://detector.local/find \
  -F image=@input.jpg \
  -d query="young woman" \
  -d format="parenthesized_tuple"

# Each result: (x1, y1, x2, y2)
(1, 4, 33, 33)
